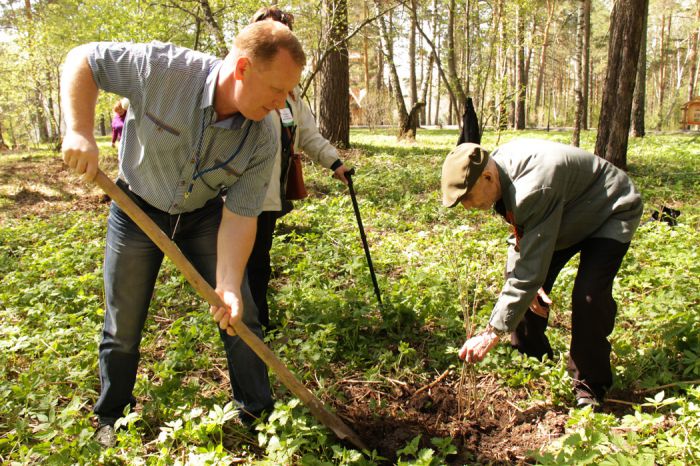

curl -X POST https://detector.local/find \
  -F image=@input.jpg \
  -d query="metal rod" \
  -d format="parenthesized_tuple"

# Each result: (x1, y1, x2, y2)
(346, 168, 382, 307)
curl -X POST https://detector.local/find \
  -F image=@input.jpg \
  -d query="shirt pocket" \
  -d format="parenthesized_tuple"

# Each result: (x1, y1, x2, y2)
(140, 111, 186, 155)
(198, 160, 242, 192)
(144, 111, 180, 135)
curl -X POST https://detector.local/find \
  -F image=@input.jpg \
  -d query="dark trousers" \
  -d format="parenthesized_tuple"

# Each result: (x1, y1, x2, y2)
(94, 183, 272, 425)
(510, 237, 631, 401)
(246, 211, 278, 329)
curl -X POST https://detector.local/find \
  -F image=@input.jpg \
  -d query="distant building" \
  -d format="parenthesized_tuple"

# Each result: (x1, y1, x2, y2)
(681, 98, 700, 130)
(349, 88, 366, 124)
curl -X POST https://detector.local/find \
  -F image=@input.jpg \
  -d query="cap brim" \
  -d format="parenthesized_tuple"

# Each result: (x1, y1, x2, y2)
(442, 189, 466, 208)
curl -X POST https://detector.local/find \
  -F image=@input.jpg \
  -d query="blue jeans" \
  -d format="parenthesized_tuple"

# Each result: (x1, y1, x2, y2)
(94, 182, 272, 425)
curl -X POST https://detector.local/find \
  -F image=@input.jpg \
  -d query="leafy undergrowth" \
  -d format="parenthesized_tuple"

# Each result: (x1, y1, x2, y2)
(1, 130, 698, 464)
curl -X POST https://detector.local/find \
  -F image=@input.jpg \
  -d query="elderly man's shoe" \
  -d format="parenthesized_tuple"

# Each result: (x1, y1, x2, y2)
(93, 424, 116, 448)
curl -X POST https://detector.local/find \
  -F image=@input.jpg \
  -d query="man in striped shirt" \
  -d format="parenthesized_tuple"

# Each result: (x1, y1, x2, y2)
(61, 21, 305, 447)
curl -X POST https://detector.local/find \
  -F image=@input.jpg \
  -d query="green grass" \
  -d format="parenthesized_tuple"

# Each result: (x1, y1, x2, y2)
(0, 129, 698, 464)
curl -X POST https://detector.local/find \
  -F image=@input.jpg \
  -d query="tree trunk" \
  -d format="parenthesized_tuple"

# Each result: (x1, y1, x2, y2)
(478, 0, 500, 134)
(572, 0, 586, 147)
(514, 5, 526, 130)
(582, 0, 591, 129)
(199, 0, 228, 57)
(687, 2, 699, 101)
(464, 0, 472, 96)
(375, 43, 384, 91)
(376, 0, 416, 139)
(363, 0, 371, 94)
(409, 15, 418, 107)
(496, 2, 508, 131)
(46, 69, 61, 143)
(447, 0, 467, 115)
(34, 89, 49, 144)
(0, 120, 9, 151)
(434, 57, 441, 126)
(318, 0, 350, 148)
(535, 0, 555, 109)
(595, 0, 646, 170)
(657, 13, 670, 130)
(410, 0, 461, 123)
(631, 0, 649, 137)
(420, 53, 435, 126)
(193, 14, 202, 50)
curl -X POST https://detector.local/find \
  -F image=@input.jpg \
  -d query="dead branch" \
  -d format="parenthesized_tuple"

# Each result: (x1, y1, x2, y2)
(413, 368, 451, 396)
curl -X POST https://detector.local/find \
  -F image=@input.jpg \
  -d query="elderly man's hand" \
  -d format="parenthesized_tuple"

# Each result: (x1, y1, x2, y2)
(62, 130, 99, 182)
(529, 287, 552, 318)
(458, 327, 500, 363)
(210, 288, 243, 336)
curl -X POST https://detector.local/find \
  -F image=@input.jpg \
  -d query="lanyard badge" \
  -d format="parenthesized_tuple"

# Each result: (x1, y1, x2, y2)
(279, 107, 294, 127)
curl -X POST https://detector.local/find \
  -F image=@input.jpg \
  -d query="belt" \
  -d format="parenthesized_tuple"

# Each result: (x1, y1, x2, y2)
(115, 178, 222, 215)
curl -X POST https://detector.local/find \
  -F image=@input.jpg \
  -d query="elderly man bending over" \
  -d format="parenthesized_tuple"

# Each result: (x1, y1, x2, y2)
(441, 139, 643, 408)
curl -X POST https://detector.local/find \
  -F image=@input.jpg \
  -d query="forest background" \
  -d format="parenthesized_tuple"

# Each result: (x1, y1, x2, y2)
(0, 0, 699, 149)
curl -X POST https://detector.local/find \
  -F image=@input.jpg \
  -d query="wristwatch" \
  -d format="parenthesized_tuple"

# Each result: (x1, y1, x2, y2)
(483, 324, 511, 339)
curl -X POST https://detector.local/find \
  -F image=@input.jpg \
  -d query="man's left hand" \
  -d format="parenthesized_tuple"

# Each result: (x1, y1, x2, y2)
(458, 328, 500, 363)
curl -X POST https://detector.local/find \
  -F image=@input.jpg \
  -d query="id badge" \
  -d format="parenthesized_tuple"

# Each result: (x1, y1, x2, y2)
(279, 108, 295, 127)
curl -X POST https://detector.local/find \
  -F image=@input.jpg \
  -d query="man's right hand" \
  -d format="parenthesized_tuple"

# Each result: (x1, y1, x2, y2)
(210, 288, 243, 336)
(62, 130, 99, 182)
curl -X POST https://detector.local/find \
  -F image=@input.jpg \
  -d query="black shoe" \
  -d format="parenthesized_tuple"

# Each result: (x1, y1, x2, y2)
(240, 403, 274, 430)
(93, 424, 116, 448)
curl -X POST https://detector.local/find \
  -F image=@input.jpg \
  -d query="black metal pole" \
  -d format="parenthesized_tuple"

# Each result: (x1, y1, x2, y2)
(345, 168, 382, 306)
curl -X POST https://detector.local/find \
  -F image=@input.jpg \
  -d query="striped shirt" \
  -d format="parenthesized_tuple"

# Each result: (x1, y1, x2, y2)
(87, 41, 277, 216)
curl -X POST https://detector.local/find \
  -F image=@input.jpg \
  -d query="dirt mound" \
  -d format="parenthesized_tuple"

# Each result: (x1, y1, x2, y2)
(334, 373, 569, 464)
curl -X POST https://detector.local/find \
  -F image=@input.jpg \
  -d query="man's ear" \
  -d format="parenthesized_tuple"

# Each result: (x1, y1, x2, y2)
(233, 57, 251, 80)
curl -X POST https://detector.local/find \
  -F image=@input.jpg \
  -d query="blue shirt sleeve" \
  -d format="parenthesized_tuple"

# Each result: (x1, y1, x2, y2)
(86, 42, 149, 109)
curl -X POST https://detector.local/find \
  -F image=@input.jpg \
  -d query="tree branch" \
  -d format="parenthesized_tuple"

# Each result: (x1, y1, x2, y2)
(300, 3, 399, 97)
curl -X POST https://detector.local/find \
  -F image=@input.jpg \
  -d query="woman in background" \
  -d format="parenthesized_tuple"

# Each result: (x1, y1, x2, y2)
(110, 98, 129, 147)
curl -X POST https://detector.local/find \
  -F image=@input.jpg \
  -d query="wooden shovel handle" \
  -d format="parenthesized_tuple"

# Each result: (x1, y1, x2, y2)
(93, 170, 367, 450)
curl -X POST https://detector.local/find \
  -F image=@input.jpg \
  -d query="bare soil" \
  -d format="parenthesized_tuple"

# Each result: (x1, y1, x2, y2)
(328, 372, 569, 465)
(0, 151, 117, 220)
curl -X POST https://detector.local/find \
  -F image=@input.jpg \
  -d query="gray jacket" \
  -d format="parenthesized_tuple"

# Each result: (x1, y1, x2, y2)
(488, 139, 643, 332)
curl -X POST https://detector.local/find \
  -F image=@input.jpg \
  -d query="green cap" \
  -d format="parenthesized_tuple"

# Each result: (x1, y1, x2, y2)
(441, 143, 490, 207)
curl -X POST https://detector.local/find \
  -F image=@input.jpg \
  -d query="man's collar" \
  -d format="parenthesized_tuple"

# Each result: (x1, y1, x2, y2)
(202, 60, 247, 130)
(493, 159, 512, 214)
(201, 60, 222, 110)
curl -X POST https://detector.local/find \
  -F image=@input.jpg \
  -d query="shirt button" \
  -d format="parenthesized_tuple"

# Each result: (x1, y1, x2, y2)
(180, 180, 186, 186)
(191, 158, 195, 163)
